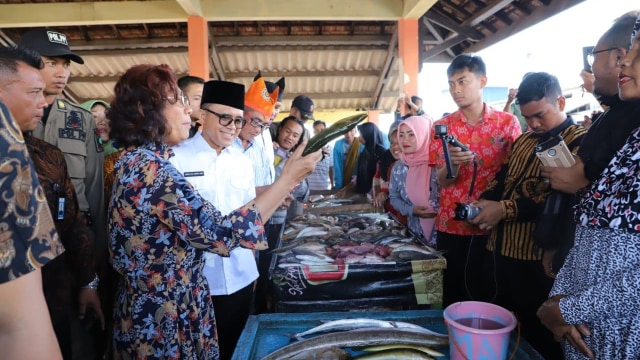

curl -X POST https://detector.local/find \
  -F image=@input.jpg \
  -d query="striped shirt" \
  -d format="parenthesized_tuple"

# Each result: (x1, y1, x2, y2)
(307, 146, 333, 190)
(482, 119, 587, 260)
(231, 137, 274, 187)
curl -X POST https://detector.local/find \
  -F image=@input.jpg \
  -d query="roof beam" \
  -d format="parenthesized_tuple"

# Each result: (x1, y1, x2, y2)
(208, 28, 226, 81)
(226, 70, 381, 78)
(75, 47, 186, 57)
(422, 18, 455, 58)
(464, 0, 585, 54)
(424, 11, 483, 41)
(175, 0, 202, 16)
(214, 35, 391, 47)
(219, 45, 389, 53)
(371, 28, 398, 109)
(72, 70, 381, 83)
(402, 0, 438, 19)
(281, 91, 398, 100)
(69, 37, 187, 51)
(422, 0, 514, 60)
(0, 0, 404, 28)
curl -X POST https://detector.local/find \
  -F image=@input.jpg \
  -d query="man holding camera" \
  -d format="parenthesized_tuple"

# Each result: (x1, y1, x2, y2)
(428, 54, 521, 308)
(470, 72, 587, 359)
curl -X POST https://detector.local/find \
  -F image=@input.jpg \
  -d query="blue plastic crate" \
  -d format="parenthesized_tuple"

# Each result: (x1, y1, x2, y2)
(233, 309, 544, 359)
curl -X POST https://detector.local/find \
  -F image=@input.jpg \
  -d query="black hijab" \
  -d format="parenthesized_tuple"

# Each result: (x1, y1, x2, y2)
(355, 123, 387, 194)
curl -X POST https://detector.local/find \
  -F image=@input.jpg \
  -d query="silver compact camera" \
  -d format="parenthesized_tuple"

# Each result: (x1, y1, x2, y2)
(454, 202, 481, 220)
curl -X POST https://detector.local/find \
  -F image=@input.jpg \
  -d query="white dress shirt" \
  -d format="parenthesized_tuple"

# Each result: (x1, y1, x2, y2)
(260, 129, 276, 183)
(170, 132, 258, 295)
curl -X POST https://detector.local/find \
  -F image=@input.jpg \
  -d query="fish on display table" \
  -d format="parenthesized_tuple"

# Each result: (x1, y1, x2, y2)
(260, 328, 449, 360)
(274, 212, 445, 267)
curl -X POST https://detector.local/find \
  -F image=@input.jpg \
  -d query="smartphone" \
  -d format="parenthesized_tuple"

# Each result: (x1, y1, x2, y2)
(583, 46, 594, 73)
(535, 135, 575, 168)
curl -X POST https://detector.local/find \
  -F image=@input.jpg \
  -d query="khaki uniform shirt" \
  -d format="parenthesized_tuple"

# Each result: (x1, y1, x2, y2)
(32, 97, 106, 249)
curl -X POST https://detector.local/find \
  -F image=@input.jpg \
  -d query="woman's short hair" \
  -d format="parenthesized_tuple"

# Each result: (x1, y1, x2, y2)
(110, 64, 181, 148)
(277, 116, 306, 150)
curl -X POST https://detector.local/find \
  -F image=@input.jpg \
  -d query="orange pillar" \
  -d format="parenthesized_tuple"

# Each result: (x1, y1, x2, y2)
(397, 19, 419, 98)
(187, 16, 210, 80)
(367, 110, 380, 126)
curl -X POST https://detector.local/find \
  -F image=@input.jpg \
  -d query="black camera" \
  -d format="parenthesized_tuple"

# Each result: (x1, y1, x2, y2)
(433, 124, 469, 151)
(454, 202, 481, 220)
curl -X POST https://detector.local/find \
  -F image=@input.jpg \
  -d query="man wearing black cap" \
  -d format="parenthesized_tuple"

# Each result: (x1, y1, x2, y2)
(170, 80, 257, 360)
(18, 29, 105, 259)
(290, 94, 315, 122)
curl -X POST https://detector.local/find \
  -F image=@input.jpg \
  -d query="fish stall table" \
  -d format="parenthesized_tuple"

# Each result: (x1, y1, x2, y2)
(232, 310, 544, 359)
(268, 212, 446, 313)
(304, 193, 380, 215)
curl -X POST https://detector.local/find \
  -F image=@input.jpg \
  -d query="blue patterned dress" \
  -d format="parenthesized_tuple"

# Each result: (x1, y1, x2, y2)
(551, 127, 640, 359)
(388, 161, 439, 246)
(108, 142, 266, 359)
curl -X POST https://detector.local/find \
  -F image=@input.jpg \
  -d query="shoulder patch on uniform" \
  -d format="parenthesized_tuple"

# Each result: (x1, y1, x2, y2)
(65, 111, 84, 131)
(57, 99, 66, 109)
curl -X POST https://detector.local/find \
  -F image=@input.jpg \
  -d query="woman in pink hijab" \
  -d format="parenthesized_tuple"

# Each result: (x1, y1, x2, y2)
(390, 115, 438, 246)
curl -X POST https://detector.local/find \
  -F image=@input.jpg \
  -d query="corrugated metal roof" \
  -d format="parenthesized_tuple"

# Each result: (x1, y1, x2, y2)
(0, 0, 585, 114)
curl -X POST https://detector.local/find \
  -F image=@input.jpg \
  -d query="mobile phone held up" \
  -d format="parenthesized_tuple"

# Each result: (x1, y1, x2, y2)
(583, 46, 594, 73)
(535, 135, 575, 168)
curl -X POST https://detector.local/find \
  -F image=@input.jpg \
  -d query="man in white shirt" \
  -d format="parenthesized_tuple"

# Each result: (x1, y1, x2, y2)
(259, 72, 285, 173)
(170, 80, 255, 360)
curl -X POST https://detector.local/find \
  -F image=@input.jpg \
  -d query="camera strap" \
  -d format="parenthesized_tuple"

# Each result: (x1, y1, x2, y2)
(467, 158, 478, 198)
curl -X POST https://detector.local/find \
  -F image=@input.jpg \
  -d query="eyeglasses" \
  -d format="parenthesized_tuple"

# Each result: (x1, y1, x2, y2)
(247, 117, 270, 131)
(202, 108, 245, 129)
(587, 47, 617, 67)
(165, 93, 190, 107)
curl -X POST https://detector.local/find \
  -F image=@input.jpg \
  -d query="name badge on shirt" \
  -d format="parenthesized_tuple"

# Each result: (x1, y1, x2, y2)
(184, 171, 205, 177)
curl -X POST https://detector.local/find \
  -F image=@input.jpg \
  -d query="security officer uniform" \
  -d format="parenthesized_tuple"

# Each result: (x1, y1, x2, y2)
(18, 28, 106, 251)
(33, 97, 106, 250)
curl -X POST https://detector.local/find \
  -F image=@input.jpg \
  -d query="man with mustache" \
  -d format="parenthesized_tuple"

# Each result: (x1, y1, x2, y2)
(0, 45, 102, 359)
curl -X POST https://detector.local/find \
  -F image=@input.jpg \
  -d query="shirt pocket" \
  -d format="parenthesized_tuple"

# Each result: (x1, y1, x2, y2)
(57, 138, 87, 179)
(230, 176, 252, 191)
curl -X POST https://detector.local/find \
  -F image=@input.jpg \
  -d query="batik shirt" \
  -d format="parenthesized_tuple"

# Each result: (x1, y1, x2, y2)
(26, 135, 94, 319)
(481, 120, 586, 260)
(109, 142, 266, 359)
(428, 104, 521, 235)
(0, 101, 62, 283)
(550, 128, 640, 358)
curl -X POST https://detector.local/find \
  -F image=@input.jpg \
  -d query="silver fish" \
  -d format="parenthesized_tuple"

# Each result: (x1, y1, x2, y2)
(295, 254, 334, 263)
(293, 318, 397, 339)
(262, 328, 449, 360)
(391, 244, 440, 256)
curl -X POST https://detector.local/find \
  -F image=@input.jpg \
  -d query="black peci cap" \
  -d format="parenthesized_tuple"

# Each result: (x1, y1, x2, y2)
(201, 80, 245, 110)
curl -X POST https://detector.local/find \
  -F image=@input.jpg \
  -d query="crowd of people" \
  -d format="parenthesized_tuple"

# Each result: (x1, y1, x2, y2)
(0, 9, 640, 360)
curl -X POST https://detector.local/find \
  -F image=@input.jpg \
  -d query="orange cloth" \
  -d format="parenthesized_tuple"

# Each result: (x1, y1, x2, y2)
(245, 77, 279, 117)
